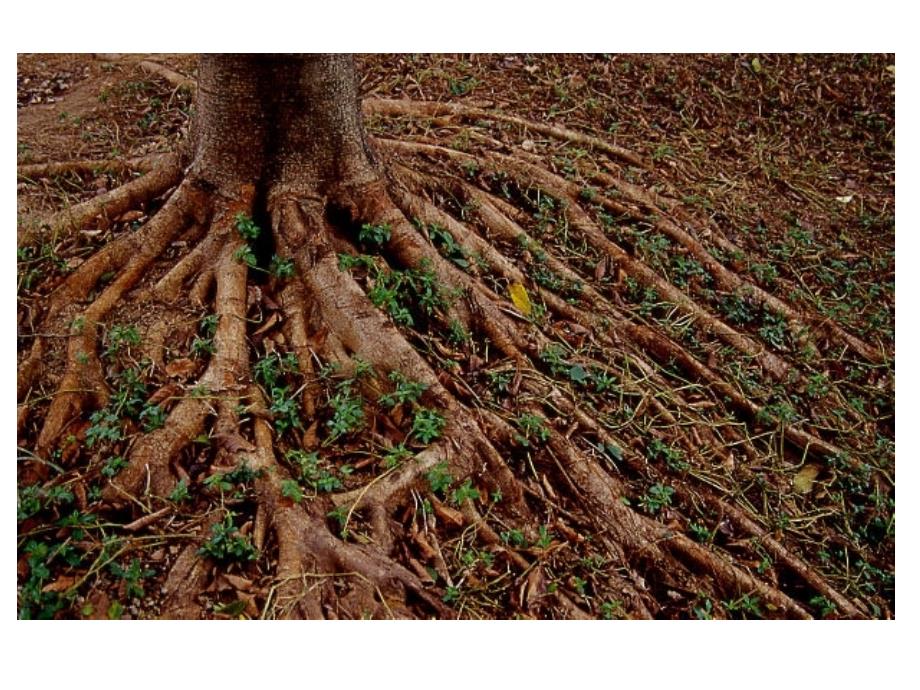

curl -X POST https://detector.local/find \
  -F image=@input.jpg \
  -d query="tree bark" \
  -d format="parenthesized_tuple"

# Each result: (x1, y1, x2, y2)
(192, 54, 378, 201)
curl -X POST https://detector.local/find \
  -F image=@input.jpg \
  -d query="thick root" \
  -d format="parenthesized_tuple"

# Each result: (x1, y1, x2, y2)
(21, 154, 183, 246)
(17, 154, 167, 180)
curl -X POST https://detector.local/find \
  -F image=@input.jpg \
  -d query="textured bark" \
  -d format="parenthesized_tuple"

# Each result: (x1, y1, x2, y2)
(192, 54, 377, 200)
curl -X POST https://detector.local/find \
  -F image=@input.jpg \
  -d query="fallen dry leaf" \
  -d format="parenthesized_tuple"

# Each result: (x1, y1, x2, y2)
(165, 357, 197, 379)
(508, 282, 532, 316)
(793, 464, 822, 494)
(117, 210, 145, 223)
(43, 574, 78, 593)
(147, 382, 182, 406)
(253, 312, 280, 337)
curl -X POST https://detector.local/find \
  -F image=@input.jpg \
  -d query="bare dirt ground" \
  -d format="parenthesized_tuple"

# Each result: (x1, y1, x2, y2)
(17, 53, 893, 619)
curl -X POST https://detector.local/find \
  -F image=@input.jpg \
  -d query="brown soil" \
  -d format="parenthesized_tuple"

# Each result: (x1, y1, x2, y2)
(17, 53, 894, 620)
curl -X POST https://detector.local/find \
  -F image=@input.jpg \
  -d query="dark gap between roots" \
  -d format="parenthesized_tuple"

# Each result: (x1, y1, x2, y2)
(249, 188, 275, 282)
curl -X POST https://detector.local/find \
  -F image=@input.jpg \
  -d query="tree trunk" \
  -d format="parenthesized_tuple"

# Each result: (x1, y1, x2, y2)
(192, 54, 378, 202)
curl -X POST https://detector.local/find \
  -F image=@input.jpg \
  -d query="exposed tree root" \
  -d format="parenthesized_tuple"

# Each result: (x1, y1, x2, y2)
(393, 162, 847, 464)
(17, 154, 168, 180)
(20, 153, 183, 245)
(590, 168, 885, 364)
(34, 179, 207, 457)
(108, 196, 251, 501)
(19, 82, 890, 620)
(138, 60, 196, 93)
(364, 98, 647, 169)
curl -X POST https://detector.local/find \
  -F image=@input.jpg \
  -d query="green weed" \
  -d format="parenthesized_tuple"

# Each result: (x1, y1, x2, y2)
(199, 512, 258, 563)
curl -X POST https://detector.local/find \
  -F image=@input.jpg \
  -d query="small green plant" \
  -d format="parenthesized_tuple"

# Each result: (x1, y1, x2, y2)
(651, 143, 675, 161)
(327, 504, 350, 537)
(412, 407, 446, 443)
(758, 311, 789, 350)
(189, 317, 218, 354)
(635, 232, 671, 264)
(86, 409, 123, 448)
(234, 213, 261, 240)
(426, 222, 470, 269)
(191, 336, 215, 357)
(535, 525, 554, 549)
(809, 596, 837, 618)
(110, 367, 147, 417)
(253, 350, 299, 390)
(337, 252, 376, 272)
(378, 371, 427, 408)
(139, 403, 167, 431)
(168, 479, 190, 503)
(723, 593, 763, 619)
(269, 255, 295, 279)
(18, 540, 66, 619)
(693, 598, 714, 620)
(806, 372, 830, 399)
(110, 558, 155, 599)
(485, 369, 513, 395)
(103, 324, 141, 358)
(199, 512, 258, 562)
(101, 455, 128, 478)
(443, 585, 462, 603)
(351, 356, 373, 379)
(646, 438, 689, 471)
(204, 462, 261, 496)
(17, 483, 74, 522)
(270, 386, 303, 434)
(107, 601, 125, 619)
(567, 364, 591, 386)
(639, 484, 675, 514)
(326, 385, 365, 442)
(233, 245, 258, 268)
(450, 479, 480, 506)
(17, 485, 43, 522)
(600, 600, 623, 619)
(756, 399, 797, 426)
(514, 413, 551, 447)
(670, 255, 709, 289)
(358, 222, 391, 246)
(721, 292, 755, 325)
(280, 479, 304, 503)
(461, 160, 479, 178)
(539, 343, 569, 376)
(448, 75, 477, 96)
(749, 262, 778, 286)
(426, 462, 453, 495)
(501, 529, 526, 547)
(285, 450, 345, 493)
(200, 314, 219, 336)
(446, 319, 470, 346)
(408, 262, 454, 316)
(688, 522, 713, 543)
(592, 369, 618, 393)
(381, 443, 413, 469)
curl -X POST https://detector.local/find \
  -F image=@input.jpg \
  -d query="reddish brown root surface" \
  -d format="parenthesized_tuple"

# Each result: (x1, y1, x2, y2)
(17, 74, 892, 620)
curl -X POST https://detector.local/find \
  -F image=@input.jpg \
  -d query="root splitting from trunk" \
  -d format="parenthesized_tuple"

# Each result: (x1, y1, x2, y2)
(18, 72, 890, 619)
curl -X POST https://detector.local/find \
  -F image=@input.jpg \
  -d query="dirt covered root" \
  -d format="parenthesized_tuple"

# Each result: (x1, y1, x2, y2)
(18, 82, 891, 619)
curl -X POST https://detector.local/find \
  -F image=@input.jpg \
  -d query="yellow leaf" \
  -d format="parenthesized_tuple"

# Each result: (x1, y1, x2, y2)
(793, 464, 821, 494)
(508, 282, 532, 316)
(751, 57, 763, 74)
